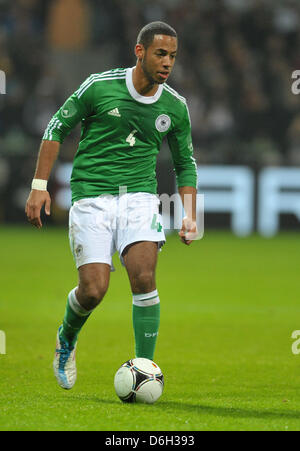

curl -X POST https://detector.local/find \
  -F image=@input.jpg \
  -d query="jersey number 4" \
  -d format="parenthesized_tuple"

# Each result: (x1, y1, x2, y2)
(126, 129, 138, 147)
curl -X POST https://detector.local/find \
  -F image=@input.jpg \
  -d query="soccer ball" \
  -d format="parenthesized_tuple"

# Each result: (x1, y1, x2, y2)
(114, 358, 164, 404)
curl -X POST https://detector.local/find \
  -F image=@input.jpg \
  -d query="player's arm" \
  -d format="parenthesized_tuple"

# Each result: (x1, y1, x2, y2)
(25, 140, 60, 228)
(25, 76, 95, 228)
(167, 102, 198, 245)
(178, 186, 197, 245)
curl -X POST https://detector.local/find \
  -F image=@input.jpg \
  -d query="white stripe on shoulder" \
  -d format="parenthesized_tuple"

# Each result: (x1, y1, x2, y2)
(164, 83, 186, 99)
(163, 84, 186, 104)
(98, 68, 127, 78)
(74, 73, 99, 96)
(76, 68, 126, 86)
(76, 69, 126, 93)
(76, 70, 127, 98)
(77, 75, 126, 98)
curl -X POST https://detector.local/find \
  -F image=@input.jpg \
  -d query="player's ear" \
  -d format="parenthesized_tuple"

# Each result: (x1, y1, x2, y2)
(135, 43, 145, 61)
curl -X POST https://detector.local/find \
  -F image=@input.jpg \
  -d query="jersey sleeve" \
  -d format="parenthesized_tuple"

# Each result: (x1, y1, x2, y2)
(42, 76, 95, 143)
(167, 102, 197, 188)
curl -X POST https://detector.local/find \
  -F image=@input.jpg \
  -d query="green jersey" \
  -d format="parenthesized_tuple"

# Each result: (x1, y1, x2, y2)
(43, 67, 197, 203)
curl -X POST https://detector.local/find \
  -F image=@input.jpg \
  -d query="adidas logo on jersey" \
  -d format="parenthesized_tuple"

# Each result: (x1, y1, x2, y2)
(108, 108, 121, 117)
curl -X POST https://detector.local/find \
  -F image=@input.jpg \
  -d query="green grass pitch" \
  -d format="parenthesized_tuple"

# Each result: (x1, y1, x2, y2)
(0, 226, 300, 431)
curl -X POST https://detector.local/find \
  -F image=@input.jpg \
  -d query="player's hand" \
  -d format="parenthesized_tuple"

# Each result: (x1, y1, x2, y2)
(25, 190, 51, 229)
(178, 216, 198, 245)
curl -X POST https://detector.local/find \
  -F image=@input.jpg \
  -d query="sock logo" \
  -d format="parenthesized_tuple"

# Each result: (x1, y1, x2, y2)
(145, 332, 159, 338)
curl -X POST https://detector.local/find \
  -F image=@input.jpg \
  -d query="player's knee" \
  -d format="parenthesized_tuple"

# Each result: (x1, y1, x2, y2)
(132, 270, 155, 293)
(78, 282, 108, 310)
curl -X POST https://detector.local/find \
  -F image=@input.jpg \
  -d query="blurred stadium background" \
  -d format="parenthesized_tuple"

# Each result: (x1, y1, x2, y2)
(1, 0, 300, 431)
(0, 0, 299, 232)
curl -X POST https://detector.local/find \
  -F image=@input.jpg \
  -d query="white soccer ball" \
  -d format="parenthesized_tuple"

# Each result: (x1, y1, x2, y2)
(114, 358, 164, 404)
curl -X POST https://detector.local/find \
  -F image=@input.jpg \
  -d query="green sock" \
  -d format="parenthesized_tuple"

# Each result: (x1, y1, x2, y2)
(60, 287, 92, 346)
(132, 290, 160, 360)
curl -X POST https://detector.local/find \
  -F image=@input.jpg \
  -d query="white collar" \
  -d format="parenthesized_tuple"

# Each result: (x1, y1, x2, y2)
(126, 67, 163, 104)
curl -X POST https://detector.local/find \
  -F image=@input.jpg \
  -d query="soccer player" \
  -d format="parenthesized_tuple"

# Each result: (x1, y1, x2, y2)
(25, 21, 197, 390)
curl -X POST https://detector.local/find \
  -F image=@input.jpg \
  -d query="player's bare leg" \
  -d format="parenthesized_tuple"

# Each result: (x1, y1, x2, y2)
(53, 263, 110, 389)
(123, 241, 160, 360)
(123, 241, 158, 292)
(77, 262, 111, 310)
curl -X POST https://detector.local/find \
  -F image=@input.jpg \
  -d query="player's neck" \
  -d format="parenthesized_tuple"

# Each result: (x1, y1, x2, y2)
(132, 64, 159, 97)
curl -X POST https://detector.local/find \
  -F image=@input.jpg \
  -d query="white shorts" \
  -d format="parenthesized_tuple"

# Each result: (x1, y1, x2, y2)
(69, 192, 166, 270)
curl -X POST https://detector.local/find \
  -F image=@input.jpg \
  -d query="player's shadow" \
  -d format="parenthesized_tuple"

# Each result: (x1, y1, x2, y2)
(158, 401, 300, 421)
(59, 393, 300, 421)
(63, 396, 300, 422)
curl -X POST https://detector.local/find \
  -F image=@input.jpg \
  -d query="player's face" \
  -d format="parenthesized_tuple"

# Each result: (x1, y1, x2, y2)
(140, 35, 178, 84)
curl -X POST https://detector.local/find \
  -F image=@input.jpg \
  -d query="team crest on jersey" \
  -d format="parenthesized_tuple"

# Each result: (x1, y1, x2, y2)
(61, 98, 77, 118)
(155, 114, 171, 133)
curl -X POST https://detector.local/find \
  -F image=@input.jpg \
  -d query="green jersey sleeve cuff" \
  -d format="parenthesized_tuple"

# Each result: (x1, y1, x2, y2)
(175, 168, 197, 188)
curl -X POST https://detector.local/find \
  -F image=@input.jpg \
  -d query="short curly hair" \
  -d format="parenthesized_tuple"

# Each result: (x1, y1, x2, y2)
(137, 21, 177, 49)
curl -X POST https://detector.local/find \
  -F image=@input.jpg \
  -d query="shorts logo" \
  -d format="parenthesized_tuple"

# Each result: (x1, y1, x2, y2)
(75, 244, 83, 258)
(155, 114, 171, 133)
